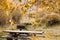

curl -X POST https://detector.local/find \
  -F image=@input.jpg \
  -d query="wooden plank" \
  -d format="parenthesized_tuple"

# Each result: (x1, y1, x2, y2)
(0, 36, 12, 38)
(0, 36, 31, 40)
(3, 30, 44, 34)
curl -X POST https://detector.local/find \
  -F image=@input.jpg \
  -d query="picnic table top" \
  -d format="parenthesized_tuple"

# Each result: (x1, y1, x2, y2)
(3, 30, 44, 34)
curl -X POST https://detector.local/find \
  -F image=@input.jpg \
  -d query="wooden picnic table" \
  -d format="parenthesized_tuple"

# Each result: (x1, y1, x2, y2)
(1, 30, 44, 40)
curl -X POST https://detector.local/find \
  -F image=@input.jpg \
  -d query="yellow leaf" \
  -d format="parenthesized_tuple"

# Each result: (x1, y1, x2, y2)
(20, 9, 26, 13)
(31, 0, 36, 3)
(25, 2, 31, 7)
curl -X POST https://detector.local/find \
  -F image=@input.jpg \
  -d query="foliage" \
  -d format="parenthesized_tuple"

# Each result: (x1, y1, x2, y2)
(0, 0, 60, 27)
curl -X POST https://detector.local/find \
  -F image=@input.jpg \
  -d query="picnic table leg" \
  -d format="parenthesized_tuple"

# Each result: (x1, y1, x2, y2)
(9, 32, 18, 40)
(7, 38, 13, 40)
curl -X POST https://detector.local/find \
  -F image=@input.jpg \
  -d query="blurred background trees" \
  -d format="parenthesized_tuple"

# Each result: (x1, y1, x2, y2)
(0, 0, 60, 29)
(0, 0, 9, 26)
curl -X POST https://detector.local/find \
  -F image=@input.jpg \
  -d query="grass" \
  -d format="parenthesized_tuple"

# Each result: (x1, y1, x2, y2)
(0, 32, 5, 40)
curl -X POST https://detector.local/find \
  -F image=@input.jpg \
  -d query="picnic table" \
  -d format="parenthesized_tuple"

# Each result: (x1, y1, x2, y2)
(1, 30, 44, 40)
